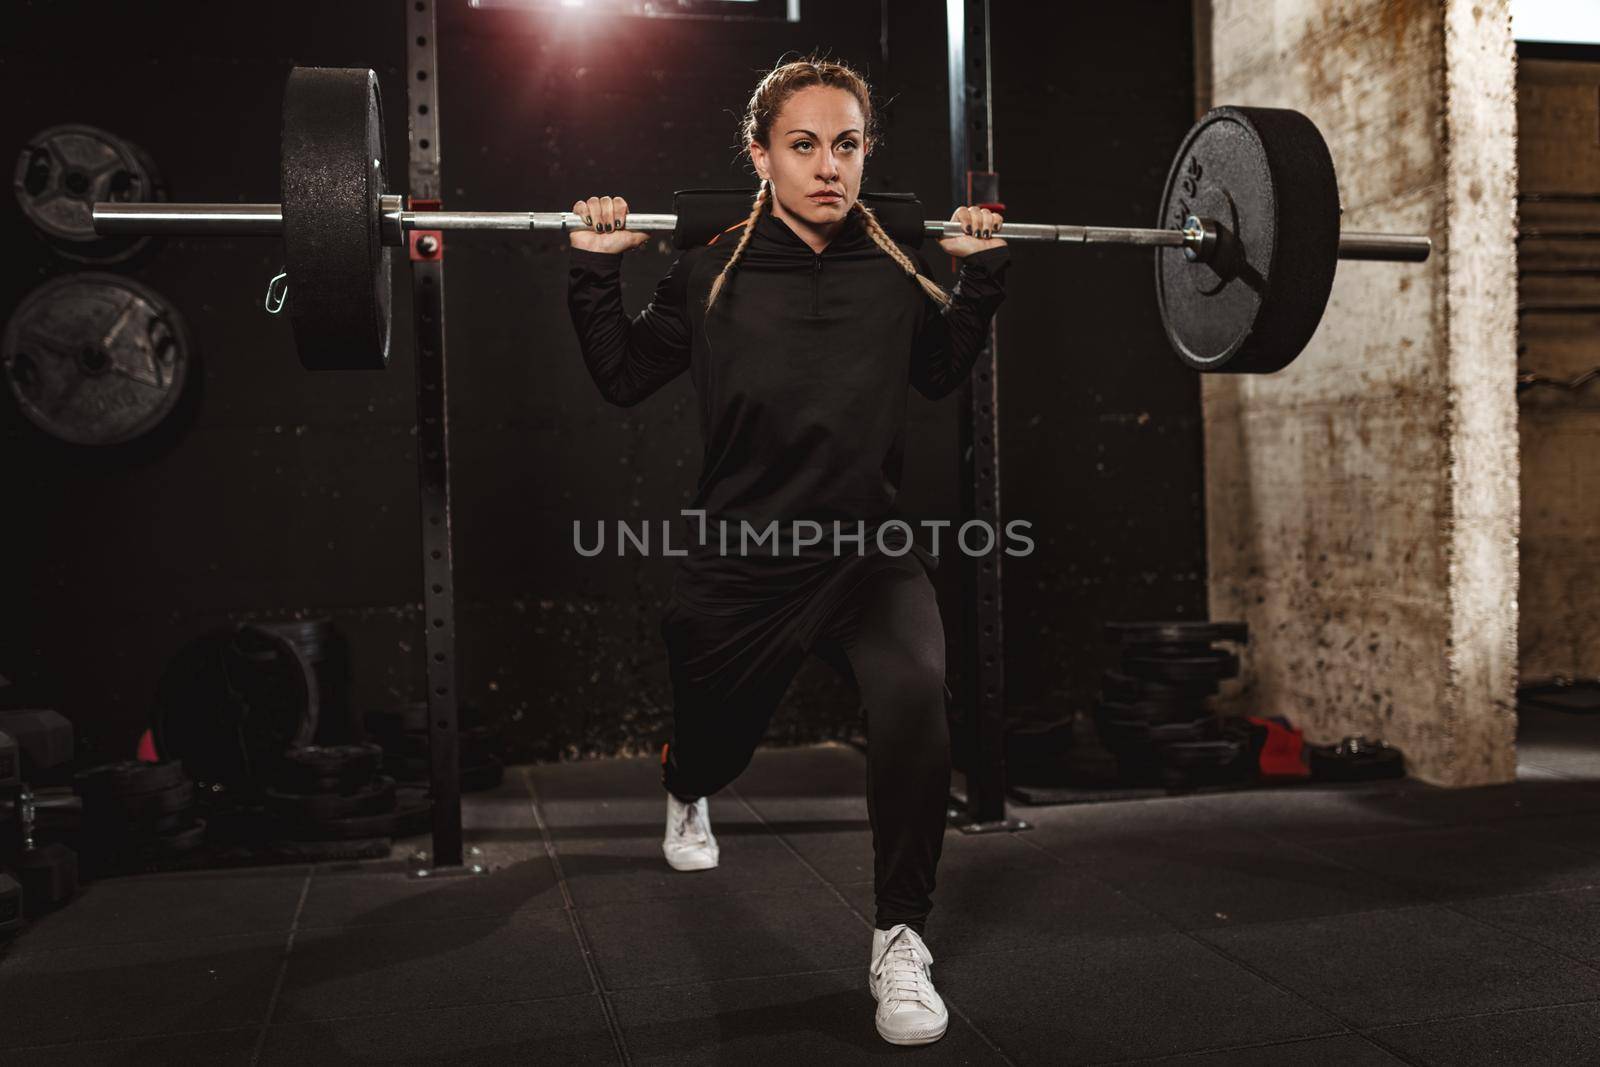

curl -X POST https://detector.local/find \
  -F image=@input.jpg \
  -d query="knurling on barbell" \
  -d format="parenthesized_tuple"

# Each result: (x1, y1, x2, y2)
(92, 66, 1432, 375)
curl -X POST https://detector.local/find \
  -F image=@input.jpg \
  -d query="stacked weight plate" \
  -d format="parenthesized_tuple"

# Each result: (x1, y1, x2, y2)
(262, 744, 429, 841)
(73, 760, 205, 871)
(1098, 621, 1253, 788)
(365, 703, 505, 793)
(152, 623, 318, 795)
(260, 618, 353, 744)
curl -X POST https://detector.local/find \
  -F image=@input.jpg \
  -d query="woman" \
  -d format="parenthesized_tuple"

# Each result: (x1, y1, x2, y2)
(566, 56, 1008, 1047)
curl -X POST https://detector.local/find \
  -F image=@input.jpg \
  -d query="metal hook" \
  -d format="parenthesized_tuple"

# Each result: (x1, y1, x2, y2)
(264, 270, 289, 314)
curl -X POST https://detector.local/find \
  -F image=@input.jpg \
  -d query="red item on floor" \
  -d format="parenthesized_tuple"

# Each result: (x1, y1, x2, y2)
(1246, 715, 1310, 778)
(136, 728, 159, 762)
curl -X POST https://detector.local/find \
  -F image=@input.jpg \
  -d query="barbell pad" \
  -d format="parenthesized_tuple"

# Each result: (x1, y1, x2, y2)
(670, 189, 926, 249)
(281, 67, 392, 371)
(1155, 105, 1340, 373)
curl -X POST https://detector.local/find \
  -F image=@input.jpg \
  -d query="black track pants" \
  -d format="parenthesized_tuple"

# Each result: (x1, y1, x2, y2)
(658, 562, 952, 935)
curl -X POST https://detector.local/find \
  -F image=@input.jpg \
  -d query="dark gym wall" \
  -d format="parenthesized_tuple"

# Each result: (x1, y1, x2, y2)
(2, 1, 1202, 763)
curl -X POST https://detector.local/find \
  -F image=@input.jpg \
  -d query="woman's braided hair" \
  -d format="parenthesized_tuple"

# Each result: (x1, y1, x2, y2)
(705, 56, 952, 314)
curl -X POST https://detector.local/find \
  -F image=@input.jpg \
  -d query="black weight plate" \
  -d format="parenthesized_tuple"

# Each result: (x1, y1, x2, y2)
(1146, 718, 1218, 746)
(264, 775, 396, 823)
(13, 124, 166, 264)
(262, 837, 391, 863)
(1098, 699, 1212, 727)
(1162, 738, 1245, 767)
(1104, 670, 1221, 703)
(1133, 642, 1217, 659)
(3, 273, 191, 446)
(152, 624, 318, 789)
(1091, 712, 1153, 751)
(1105, 621, 1250, 646)
(281, 67, 391, 371)
(278, 785, 430, 840)
(74, 759, 185, 798)
(83, 780, 194, 820)
(277, 806, 397, 841)
(1155, 106, 1340, 374)
(81, 809, 196, 840)
(1123, 650, 1240, 683)
(281, 743, 382, 782)
(260, 618, 331, 664)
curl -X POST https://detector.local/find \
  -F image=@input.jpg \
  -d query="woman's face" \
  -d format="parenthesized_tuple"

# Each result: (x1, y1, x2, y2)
(750, 85, 867, 229)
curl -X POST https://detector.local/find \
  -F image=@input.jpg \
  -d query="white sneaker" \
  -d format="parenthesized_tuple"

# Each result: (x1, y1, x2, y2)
(662, 791, 719, 871)
(869, 924, 949, 1046)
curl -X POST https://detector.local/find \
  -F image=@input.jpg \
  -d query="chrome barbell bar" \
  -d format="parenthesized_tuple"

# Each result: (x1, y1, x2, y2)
(93, 198, 1432, 262)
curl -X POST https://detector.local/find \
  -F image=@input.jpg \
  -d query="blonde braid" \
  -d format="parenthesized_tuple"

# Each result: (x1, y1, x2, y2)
(853, 200, 952, 310)
(704, 180, 772, 314)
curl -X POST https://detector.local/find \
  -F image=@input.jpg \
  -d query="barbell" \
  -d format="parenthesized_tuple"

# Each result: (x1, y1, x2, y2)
(91, 66, 1431, 376)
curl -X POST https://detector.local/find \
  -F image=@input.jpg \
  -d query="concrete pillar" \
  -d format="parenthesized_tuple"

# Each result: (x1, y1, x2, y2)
(1202, 0, 1519, 785)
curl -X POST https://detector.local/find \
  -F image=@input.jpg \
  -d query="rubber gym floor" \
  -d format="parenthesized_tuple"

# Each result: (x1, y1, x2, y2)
(4, 704, 1600, 1065)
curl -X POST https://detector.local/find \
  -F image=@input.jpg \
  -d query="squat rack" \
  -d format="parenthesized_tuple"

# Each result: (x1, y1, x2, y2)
(408, 1, 1029, 862)
(390, 3, 1033, 866)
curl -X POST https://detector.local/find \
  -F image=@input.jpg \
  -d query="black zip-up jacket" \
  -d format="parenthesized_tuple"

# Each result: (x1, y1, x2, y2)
(567, 207, 1010, 613)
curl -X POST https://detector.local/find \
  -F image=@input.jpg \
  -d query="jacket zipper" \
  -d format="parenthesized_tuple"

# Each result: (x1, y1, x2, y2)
(812, 253, 822, 315)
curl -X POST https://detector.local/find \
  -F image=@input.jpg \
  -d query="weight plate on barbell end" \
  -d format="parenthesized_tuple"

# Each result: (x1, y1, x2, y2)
(1155, 106, 1340, 374)
(281, 67, 391, 371)
(2, 273, 191, 446)
(13, 124, 166, 264)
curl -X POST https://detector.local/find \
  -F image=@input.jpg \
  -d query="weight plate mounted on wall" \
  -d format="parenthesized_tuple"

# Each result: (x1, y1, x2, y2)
(14, 124, 166, 264)
(2, 272, 191, 446)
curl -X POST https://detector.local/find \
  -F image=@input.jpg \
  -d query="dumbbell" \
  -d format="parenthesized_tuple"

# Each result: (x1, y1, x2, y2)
(0, 710, 74, 782)
(12, 786, 78, 915)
